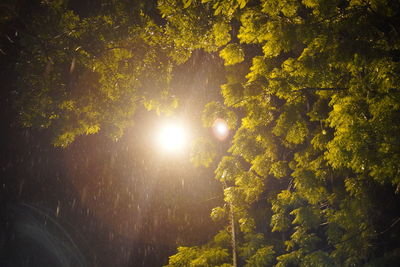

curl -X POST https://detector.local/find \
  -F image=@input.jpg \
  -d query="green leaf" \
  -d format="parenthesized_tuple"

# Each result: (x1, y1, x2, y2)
(219, 43, 245, 66)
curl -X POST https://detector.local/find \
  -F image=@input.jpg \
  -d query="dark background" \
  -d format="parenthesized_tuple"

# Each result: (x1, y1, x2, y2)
(0, 1, 228, 266)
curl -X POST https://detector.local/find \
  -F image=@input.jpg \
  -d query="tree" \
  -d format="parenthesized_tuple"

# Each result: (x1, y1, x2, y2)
(7, 0, 180, 146)
(162, 0, 400, 266)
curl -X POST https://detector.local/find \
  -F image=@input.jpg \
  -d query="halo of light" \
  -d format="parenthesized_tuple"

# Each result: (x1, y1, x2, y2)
(156, 122, 187, 152)
(212, 118, 229, 141)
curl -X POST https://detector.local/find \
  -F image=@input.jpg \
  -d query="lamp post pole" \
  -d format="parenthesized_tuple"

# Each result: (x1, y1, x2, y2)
(227, 183, 237, 267)
(214, 118, 237, 267)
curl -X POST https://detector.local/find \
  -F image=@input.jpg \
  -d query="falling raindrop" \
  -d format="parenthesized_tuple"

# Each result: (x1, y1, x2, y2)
(56, 201, 60, 217)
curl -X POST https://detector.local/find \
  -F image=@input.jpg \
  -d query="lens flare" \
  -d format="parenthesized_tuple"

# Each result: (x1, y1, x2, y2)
(212, 119, 229, 141)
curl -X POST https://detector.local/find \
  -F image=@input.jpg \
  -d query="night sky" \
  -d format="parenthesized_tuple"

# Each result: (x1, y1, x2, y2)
(0, 15, 227, 266)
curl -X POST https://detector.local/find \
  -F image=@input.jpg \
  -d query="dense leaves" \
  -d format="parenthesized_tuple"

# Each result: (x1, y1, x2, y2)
(162, 0, 400, 266)
(10, 0, 178, 146)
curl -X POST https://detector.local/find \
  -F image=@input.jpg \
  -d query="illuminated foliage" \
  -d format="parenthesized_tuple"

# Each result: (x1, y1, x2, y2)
(14, 0, 178, 146)
(163, 0, 400, 266)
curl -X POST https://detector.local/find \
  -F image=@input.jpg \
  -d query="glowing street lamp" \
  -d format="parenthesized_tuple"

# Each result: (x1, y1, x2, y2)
(156, 121, 187, 153)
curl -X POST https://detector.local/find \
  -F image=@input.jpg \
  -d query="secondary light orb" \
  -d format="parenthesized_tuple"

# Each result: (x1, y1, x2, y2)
(157, 122, 187, 152)
(212, 118, 229, 141)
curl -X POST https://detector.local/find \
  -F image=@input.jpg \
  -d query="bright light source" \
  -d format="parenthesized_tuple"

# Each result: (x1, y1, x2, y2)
(215, 121, 228, 135)
(156, 122, 187, 153)
(212, 118, 229, 141)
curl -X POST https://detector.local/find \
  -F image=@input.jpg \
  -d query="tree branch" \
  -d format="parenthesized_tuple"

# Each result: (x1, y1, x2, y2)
(295, 87, 348, 92)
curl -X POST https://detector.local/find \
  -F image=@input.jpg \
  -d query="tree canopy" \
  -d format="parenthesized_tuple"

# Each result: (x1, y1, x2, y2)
(2, 0, 400, 266)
